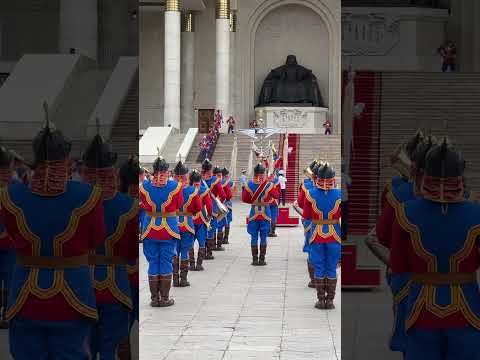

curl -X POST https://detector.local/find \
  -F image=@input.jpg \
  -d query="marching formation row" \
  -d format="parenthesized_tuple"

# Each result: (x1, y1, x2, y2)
(373, 131, 480, 359)
(0, 115, 139, 359)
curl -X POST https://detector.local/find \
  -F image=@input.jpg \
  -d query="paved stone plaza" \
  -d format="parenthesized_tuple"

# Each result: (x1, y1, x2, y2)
(139, 201, 340, 360)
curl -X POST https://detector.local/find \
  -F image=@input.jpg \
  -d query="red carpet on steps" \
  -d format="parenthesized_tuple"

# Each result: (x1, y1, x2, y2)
(343, 71, 382, 235)
(285, 134, 300, 203)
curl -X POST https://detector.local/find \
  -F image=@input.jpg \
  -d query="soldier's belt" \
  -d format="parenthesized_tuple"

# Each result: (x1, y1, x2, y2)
(251, 202, 267, 206)
(16, 254, 89, 269)
(176, 211, 193, 216)
(146, 211, 177, 218)
(312, 219, 339, 225)
(88, 255, 129, 266)
(411, 272, 477, 285)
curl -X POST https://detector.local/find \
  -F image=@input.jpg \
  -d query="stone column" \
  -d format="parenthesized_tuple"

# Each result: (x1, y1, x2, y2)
(164, 0, 181, 129)
(59, 0, 98, 60)
(181, 12, 195, 132)
(229, 10, 237, 124)
(216, 0, 230, 133)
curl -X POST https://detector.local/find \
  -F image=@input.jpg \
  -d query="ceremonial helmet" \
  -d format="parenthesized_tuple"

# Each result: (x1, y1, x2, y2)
(390, 130, 424, 180)
(0, 145, 13, 186)
(254, 163, 266, 175)
(83, 133, 117, 169)
(173, 161, 188, 176)
(304, 159, 318, 178)
(213, 166, 222, 175)
(0, 145, 13, 169)
(189, 169, 202, 185)
(119, 156, 140, 196)
(314, 162, 336, 190)
(222, 167, 229, 176)
(33, 102, 72, 166)
(201, 158, 213, 172)
(422, 137, 465, 203)
(153, 156, 169, 173)
(411, 135, 437, 196)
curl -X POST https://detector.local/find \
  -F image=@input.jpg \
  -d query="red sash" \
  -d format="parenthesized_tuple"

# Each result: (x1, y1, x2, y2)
(251, 180, 269, 204)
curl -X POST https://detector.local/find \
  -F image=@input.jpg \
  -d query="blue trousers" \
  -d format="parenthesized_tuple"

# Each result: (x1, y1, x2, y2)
(389, 273, 411, 354)
(227, 208, 233, 224)
(177, 232, 195, 261)
(406, 327, 480, 360)
(0, 249, 15, 290)
(91, 302, 130, 360)
(217, 216, 227, 233)
(309, 242, 341, 279)
(207, 218, 218, 239)
(194, 223, 207, 248)
(270, 205, 279, 224)
(247, 220, 270, 246)
(143, 238, 177, 276)
(9, 318, 93, 360)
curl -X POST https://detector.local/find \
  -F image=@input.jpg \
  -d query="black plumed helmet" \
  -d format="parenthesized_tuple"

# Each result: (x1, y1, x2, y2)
(174, 161, 188, 176)
(222, 167, 229, 176)
(405, 130, 425, 161)
(33, 102, 72, 164)
(213, 166, 222, 175)
(413, 135, 437, 170)
(315, 162, 335, 179)
(83, 134, 117, 168)
(309, 160, 318, 171)
(0, 146, 13, 168)
(254, 163, 265, 175)
(119, 156, 140, 188)
(189, 170, 202, 185)
(202, 158, 213, 171)
(424, 137, 465, 178)
(153, 156, 169, 173)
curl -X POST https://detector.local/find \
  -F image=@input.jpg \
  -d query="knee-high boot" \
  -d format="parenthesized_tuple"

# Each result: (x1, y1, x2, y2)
(172, 256, 180, 287)
(223, 226, 230, 244)
(251, 246, 259, 266)
(158, 275, 175, 307)
(148, 275, 160, 307)
(179, 260, 190, 287)
(205, 238, 215, 260)
(258, 245, 267, 266)
(314, 278, 326, 309)
(188, 248, 196, 271)
(117, 336, 132, 360)
(196, 247, 206, 271)
(215, 231, 225, 251)
(307, 263, 316, 288)
(325, 278, 337, 310)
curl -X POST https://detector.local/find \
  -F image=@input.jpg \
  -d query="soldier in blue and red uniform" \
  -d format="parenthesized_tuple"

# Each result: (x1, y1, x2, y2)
(390, 139, 480, 360)
(297, 160, 318, 288)
(303, 163, 341, 309)
(376, 135, 435, 356)
(242, 163, 279, 266)
(201, 159, 226, 260)
(82, 134, 138, 359)
(0, 146, 16, 329)
(0, 118, 105, 359)
(268, 169, 281, 238)
(140, 157, 183, 307)
(172, 161, 202, 287)
(222, 167, 234, 244)
(190, 170, 213, 271)
(212, 166, 231, 251)
(117, 156, 141, 359)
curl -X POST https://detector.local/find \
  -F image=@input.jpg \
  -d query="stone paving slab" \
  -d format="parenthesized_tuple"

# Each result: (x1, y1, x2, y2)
(140, 201, 340, 360)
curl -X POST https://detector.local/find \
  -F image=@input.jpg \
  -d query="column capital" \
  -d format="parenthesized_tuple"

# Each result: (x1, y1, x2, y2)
(229, 10, 237, 32)
(216, 0, 230, 19)
(182, 11, 195, 32)
(166, 0, 180, 12)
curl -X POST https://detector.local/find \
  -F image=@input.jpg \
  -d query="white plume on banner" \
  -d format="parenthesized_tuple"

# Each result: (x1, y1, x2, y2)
(283, 133, 289, 173)
(342, 69, 356, 170)
(230, 135, 238, 182)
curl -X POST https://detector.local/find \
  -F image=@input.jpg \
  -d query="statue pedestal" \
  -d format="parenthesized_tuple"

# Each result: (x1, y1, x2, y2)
(255, 106, 328, 134)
